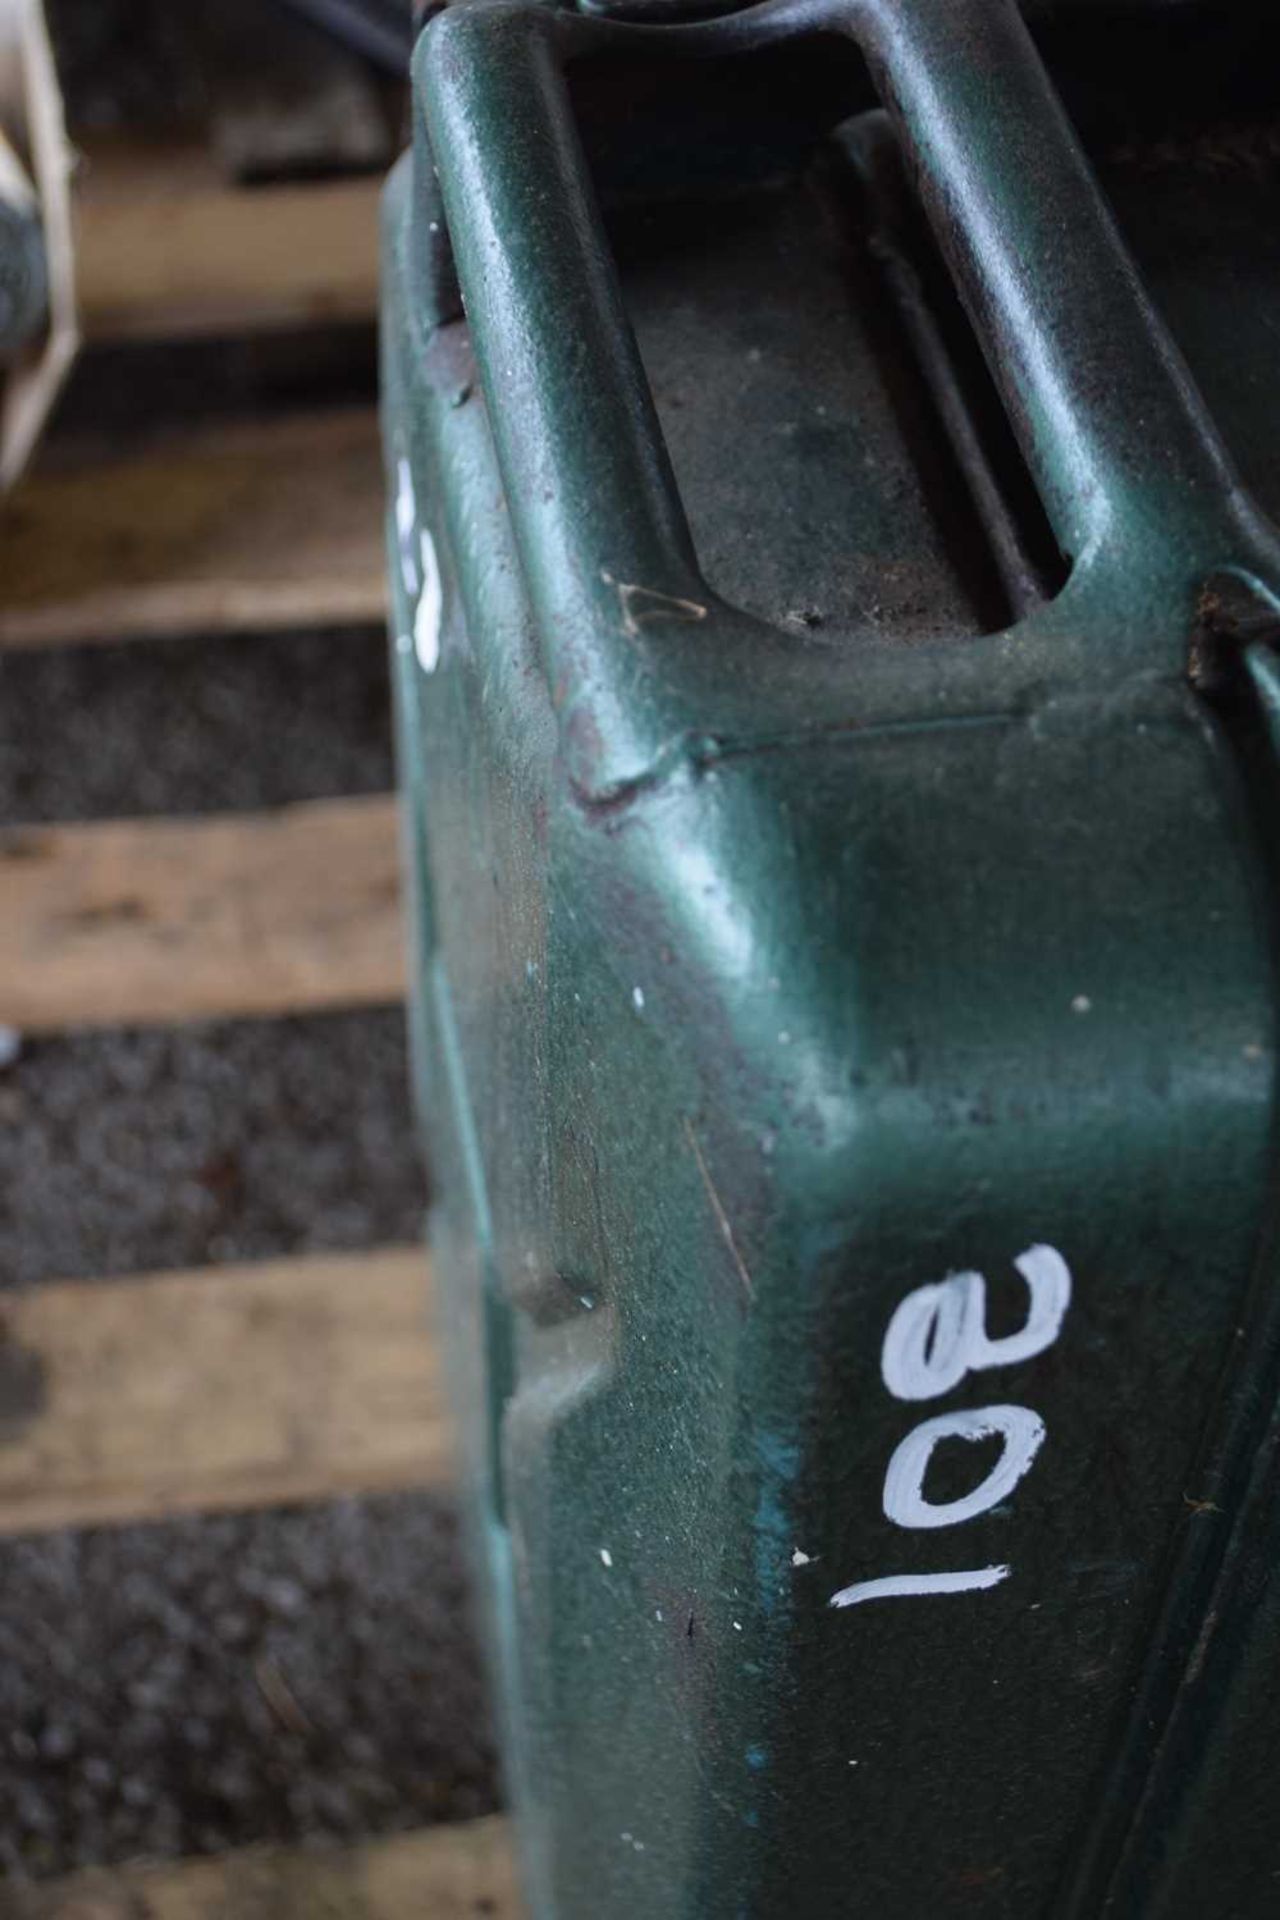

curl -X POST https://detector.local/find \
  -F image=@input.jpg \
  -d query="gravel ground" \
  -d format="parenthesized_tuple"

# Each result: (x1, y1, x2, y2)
(0, 607, 494, 1876)
(2, 0, 491, 1880)
(0, 1009, 424, 1289)
(0, 628, 393, 827)
(0, 1493, 498, 1880)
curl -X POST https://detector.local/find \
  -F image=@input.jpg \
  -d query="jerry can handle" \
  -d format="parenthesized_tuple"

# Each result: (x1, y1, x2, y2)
(418, 0, 1278, 710)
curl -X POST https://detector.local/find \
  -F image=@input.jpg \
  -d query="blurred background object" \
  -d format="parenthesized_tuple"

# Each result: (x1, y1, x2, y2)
(0, 1, 516, 1911)
(0, 132, 48, 361)
(272, 0, 414, 75)
(0, 0, 75, 490)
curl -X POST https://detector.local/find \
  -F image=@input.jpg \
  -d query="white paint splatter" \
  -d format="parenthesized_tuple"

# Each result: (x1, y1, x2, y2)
(414, 527, 443, 673)
(829, 1566, 1010, 1609)
(599, 1548, 613, 1568)
(632, 986, 645, 1011)
(394, 458, 419, 597)
(791, 1548, 815, 1568)
(1071, 994, 1092, 1015)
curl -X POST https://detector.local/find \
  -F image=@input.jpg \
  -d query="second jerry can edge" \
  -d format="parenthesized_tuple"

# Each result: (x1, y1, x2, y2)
(381, 0, 1280, 1913)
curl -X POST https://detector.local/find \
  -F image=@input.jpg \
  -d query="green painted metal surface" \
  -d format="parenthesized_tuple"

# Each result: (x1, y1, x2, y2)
(381, 2, 1280, 1911)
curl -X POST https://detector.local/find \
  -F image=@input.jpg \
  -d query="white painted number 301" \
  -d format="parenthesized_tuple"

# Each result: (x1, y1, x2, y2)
(829, 1244, 1072, 1611)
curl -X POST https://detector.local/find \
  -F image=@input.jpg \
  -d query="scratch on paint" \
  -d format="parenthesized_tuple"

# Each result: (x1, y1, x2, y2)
(684, 1116, 754, 1304)
(601, 569, 708, 639)
(1184, 1606, 1218, 1685)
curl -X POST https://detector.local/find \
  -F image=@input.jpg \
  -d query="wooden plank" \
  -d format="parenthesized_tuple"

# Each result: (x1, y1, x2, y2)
(6, 1816, 521, 1918)
(75, 146, 381, 342)
(0, 794, 404, 1032)
(0, 1248, 447, 1536)
(0, 408, 387, 648)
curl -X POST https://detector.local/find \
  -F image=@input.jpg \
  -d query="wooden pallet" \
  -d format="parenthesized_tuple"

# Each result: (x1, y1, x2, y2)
(0, 1247, 449, 1535)
(0, 138, 521, 1914)
(10, 1816, 520, 1919)
(2, 130, 387, 650)
(0, 408, 387, 647)
(75, 143, 382, 344)
(0, 794, 403, 1030)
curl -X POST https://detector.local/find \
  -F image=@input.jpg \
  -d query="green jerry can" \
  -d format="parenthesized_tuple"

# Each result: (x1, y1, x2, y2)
(381, 0, 1280, 1911)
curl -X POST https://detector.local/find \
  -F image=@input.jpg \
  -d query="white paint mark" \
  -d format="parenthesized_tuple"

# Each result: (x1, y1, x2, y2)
(881, 1245, 1072, 1403)
(599, 1548, 613, 1568)
(414, 527, 443, 673)
(599, 568, 708, 638)
(882, 1272, 970, 1403)
(829, 1565, 1011, 1609)
(883, 1405, 1045, 1530)
(732, 1620, 743, 1631)
(632, 986, 645, 1011)
(394, 458, 419, 596)
(791, 1548, 815, 1568)
(1071, 994, 1092, 1015)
